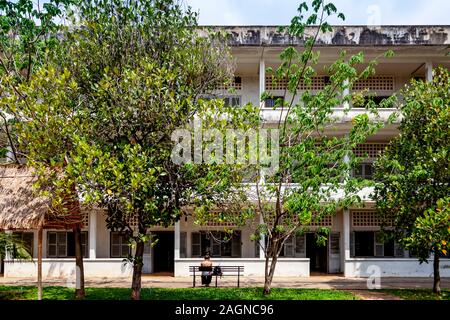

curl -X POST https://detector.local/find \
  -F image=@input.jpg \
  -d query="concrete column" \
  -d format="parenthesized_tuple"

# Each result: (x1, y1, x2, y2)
(174, 220, 180, 260)
(425, 61, 433, 82)
(259, 55, 265, 109)
(89, 210, 97, 259)
(259, 214, 265, 259)
(343, 208, 350, 276)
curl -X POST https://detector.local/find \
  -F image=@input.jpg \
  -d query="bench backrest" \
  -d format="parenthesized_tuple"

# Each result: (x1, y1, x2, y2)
(189, 266, 244, 273)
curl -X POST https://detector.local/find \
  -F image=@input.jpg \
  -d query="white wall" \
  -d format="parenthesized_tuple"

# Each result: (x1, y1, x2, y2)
(174, 258, 310, 277)
(4, 259, 133, 278)
(344, 258, 450, 277)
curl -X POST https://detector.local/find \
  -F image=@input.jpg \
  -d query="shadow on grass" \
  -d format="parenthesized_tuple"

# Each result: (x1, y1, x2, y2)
(382, 289, 450, 300)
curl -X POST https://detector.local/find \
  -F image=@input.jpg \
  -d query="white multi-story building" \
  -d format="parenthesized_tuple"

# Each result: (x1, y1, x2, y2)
(1, 25, 450, 279)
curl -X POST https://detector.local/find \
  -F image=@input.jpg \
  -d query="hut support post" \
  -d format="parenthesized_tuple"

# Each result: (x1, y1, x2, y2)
(37, 227, 43, 300)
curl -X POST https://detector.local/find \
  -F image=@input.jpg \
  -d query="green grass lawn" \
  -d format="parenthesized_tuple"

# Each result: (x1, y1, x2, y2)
(382, 289, 450, 300)
(0, 286, 357, 300)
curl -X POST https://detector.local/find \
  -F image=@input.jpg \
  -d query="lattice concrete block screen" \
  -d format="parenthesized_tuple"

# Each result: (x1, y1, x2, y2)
(202, 213, 237, 227)
(308, 215, 333, 227)
(127, 216, 139, 230)
(215, 77, 242, 91)
(351, 210, 392, 227)
(81, 211, 89, 228)
(353, 76, 394, 91)
(265, 76, 326, 91)
(205, 221, 237, 227)
(353, 143, 389, 159)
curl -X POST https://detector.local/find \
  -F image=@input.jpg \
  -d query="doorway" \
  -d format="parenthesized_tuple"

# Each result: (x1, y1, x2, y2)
(152, 232, 174, 273)
(305, 233, 328, 273)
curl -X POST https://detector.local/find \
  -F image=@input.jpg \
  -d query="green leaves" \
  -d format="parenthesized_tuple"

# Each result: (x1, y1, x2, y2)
(373, 67, 450, 263)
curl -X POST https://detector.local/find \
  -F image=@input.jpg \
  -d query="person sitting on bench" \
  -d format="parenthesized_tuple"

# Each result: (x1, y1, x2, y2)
(200, 254, 213, 287)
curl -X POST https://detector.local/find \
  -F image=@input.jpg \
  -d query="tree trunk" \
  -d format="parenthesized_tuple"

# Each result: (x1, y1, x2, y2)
(37, 227, 43, 300)
(131, 240, 145, 300)
(73, 225, 85, 299)
(433, 249, 441, 294)
(263, 254, 278, 295)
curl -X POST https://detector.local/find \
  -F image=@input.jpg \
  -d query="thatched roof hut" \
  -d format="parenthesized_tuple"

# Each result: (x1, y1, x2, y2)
(0, 164, 84, 230)
(0, 164, 86, 300)
(0, 165, 49, 230)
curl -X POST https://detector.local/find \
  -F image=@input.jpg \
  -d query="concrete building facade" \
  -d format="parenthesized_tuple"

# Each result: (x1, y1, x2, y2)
(2, 26, 450, 279)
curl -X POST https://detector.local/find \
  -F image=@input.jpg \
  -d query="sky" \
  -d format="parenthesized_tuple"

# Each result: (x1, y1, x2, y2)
(184, 0, 450, 26)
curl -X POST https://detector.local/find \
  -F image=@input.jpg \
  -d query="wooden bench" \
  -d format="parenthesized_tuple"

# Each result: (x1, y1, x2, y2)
(189, 266, 244, 288)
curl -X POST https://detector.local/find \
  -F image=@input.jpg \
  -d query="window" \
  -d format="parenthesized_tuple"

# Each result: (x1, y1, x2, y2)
(279, 234, 306, 258)
(353, 163, 374, 179)
(215, 76, 242, 90)
(200, 95, 241, 107)
(47, 231, 88, 258)
(354, 231, 374, 256)
(352, 231, 399, 257)
(12, 232, 34, 258)
(110, 232, 130, 258)
(264, 96, 284, 108)
(180, 232, 187, 258)
(223, 96, 241, 107)
(191, 231, 241, 257)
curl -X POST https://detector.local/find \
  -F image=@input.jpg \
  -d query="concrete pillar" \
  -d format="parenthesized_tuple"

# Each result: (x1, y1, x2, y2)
(343, 208, 350, 277)
(89, 210, 97, 259)
(425, 61, 433, 82)
(259, 55, 265, 109)
(174, 220, 180, 260)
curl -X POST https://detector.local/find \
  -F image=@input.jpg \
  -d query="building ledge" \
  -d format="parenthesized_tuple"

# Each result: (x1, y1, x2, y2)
(199, 26, 450, 47)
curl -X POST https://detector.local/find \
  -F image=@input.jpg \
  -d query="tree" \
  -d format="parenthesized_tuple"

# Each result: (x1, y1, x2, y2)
(373, 67, 450, 294)
(202, 0, 396, 295)
(14, 0, 258, 300)
(0, 0, 86, 299)
(0, 0, 75, 161)
(0, 232, 32, 260)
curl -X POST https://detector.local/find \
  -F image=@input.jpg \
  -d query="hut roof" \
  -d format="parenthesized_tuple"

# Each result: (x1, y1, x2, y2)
(0, 165, 49, 229)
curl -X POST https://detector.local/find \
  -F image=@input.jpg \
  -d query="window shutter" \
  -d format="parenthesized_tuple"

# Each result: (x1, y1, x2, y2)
(47, 232, 57, 257)
(374, 232, 384, 257)
(295, 234, 306, 257)
(111, 233, 120, 258)
(143, 239, 151, 254)
(394, 241, 404, 257)
(284, 236, 294, 257)
(56, 232, 67, 257)
(191, 232, 201, 257)
(350, 232, 355, 257)
(180, 232, 187, 258)
(254, 239, 260, 258)
(330, 232, 340, 255)
(81, 232, 88, 258)
(232, 231, 242, 257)
(120, 235, 129, 257)
(211, 232, 221, 257)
